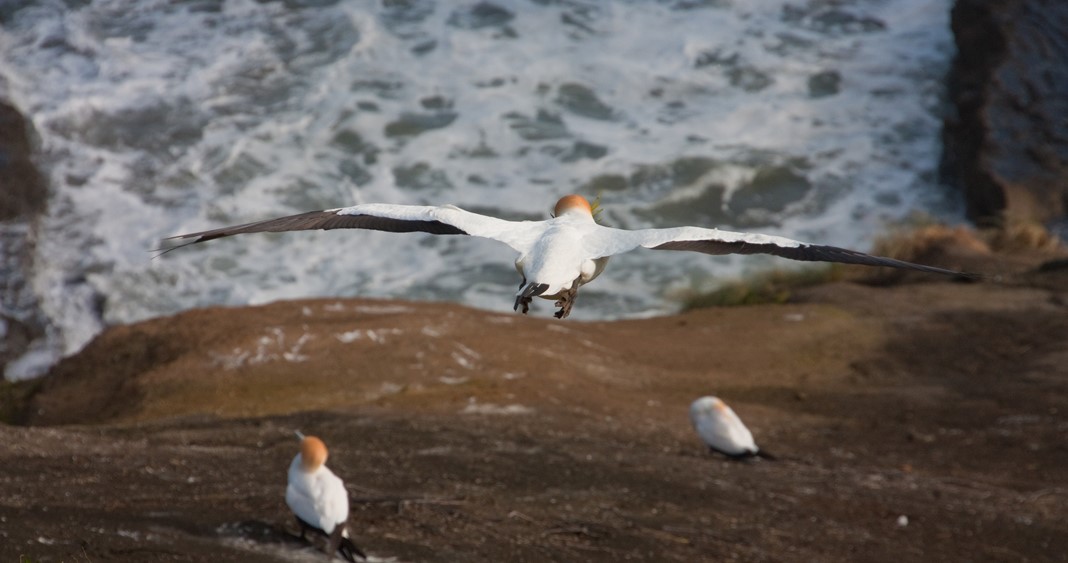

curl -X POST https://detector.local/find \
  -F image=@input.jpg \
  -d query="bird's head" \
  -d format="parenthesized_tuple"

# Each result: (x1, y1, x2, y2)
(553, 194, 594, 218)
(299, 435, 329, 472)
(691, 396, 727, 417)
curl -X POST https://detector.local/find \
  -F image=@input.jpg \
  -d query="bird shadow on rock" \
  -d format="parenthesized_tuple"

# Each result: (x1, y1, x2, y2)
(215, 520, 317, 552)
(217, 520, 369, 562)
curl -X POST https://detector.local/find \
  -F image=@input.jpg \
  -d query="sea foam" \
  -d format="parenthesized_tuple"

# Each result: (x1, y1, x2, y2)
(0, 0, 962, 379)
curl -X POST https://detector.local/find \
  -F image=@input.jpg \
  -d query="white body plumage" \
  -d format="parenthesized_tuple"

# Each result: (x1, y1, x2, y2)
(286, 445, 349, 534)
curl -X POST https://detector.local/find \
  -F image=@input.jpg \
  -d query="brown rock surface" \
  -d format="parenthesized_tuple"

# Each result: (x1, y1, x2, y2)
(2, 251, 1067, 562)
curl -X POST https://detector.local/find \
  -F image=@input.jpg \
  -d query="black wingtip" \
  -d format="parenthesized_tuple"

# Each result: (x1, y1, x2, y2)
(149, 235, 205, 259)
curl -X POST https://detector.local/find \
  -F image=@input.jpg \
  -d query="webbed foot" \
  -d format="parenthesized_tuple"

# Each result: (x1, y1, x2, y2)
(553, 280, 581, 319)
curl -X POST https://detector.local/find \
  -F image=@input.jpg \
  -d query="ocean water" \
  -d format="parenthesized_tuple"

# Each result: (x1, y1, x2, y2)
(0, 0, 962, 379)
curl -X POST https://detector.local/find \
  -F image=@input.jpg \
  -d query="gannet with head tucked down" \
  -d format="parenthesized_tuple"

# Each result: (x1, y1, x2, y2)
(690, 396, 775, 460)
(165, 194, 972, 318)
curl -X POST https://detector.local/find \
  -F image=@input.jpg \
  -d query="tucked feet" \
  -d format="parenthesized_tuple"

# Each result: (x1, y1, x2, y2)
(553, 280, 581, 319)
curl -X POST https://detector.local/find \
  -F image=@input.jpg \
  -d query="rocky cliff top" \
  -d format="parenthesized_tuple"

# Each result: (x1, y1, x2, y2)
(3, 246, 1066, 562)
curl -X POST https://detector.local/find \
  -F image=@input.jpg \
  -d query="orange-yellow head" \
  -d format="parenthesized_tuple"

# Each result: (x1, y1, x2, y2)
(299, 435, 329, 472)
(553, 194, 593, 217)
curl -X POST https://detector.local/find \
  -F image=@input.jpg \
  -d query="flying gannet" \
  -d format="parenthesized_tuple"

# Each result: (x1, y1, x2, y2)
(165, 194, 972, 318)
(690, 396, 775, 460)
(286, 432, 365, 562)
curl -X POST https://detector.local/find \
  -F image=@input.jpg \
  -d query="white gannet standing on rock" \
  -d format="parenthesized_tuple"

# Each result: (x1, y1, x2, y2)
(164, 194, 974, 319)
(286, 432, 365, 562)
(690, 396, 775, 460)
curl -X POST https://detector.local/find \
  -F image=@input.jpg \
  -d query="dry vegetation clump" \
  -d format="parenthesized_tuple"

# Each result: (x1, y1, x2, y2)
(871, 215, 1065, 261)
(870, 223, 991, 261)
(682, 216, 1068, 311)
(983, 219, 1066, 254)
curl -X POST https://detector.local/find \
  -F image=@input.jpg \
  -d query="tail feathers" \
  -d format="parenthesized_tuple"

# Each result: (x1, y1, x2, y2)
(520, 282, 550, 299)
(708, 445, 776, 461)
(328, 525, 366, 562)
(514, 282, 549, 313)
(755, 448, 776, 461)
(338, 536, 366, 562)
(299, 517, 366, 562)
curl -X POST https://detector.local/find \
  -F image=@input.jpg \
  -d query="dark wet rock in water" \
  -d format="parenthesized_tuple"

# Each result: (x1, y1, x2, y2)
(808, 70, 841, 98)
(692, 48, 738, 69)
(561, 140, 608, 162)
(0, 101, 47, 221)
(727, 165, 812, 221)
(582, 173, 627, 193)
(447, 2, 514, 30)
(0, 100, 49, 379)
(504, 110, 571, 141)
(728, 66, 774, 92)
(641, 183, 731, 228)
(781, 4, 886, 35)
(943, 0, 1068, 225)
(331, 129, 380, 166)
(384, 111, 459, 138)
(392, 161, 454, 192)
(555, 83, 618, 122)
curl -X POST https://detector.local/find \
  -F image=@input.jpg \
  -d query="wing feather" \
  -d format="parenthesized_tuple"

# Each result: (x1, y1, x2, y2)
(164, 203, 973, 278)
(161, 203, 546, 254)
(286, 477, 321, 532)
(586, 225, 973, 278)
(313, 469, 350, 533)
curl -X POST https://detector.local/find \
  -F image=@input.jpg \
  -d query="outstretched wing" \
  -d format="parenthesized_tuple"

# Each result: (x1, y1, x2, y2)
(585, 224, 974, 278)
(160, 203, 547, 255)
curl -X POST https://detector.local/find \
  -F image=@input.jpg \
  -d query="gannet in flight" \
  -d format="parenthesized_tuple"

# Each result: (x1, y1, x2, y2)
(690, 396, 775, 460)
(165, 194, 971, 318)
(286, 432, 365, 562)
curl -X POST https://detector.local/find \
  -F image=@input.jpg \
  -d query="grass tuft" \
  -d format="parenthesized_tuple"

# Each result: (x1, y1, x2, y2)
(680, 265, 844, 310)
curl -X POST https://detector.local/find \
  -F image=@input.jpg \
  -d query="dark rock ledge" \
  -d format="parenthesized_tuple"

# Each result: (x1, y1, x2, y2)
(943, 0, 1068, 228)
